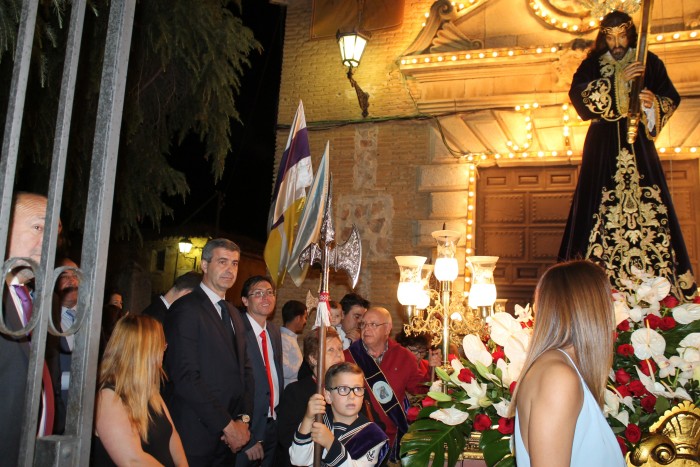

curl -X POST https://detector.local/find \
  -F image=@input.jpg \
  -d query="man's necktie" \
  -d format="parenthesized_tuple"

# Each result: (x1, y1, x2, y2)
(219, 300, 237, 351)
(260, 330, 275, 415)
(61, 308, 76, 352)
(13, 284, 55, 436)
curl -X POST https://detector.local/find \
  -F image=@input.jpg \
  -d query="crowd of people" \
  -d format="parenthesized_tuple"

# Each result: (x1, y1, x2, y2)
(1, 9, 692, 467)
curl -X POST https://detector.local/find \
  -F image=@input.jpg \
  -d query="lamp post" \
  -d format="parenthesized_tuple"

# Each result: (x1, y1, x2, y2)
(337, 31, 370, 118)
(432, 229, 461, 370)
(174, 238, 195, 281)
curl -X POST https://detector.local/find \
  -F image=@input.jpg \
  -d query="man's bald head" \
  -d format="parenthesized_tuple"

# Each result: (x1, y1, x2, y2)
(7, 193, 49, 262)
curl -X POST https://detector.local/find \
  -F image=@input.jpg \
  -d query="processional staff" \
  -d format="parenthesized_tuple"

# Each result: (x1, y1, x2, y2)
(627, 0, 654, 144)
(298, 174, 362, 467)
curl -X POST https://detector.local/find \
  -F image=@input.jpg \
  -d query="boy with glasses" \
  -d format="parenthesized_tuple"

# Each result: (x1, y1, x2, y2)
(290, 362, 388, 466)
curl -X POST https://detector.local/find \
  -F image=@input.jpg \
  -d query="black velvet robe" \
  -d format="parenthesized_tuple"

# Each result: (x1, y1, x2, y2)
(559, 48, 697, 299)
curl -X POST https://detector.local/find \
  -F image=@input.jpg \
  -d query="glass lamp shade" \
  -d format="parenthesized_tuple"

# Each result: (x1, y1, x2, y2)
(415, 264, 434, 310)
(178, 238, 193, 254)
(337, 31, 369, 68)
(431, 229, 461, 282)
(395, 256, 427, 306)
(467, 256, 499, 308)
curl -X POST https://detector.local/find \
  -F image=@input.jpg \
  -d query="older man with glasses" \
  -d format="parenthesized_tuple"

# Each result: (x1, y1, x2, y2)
(344, 306, 441, 462)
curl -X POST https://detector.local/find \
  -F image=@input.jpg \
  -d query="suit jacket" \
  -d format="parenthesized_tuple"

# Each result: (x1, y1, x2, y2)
(0, 287, 61, 467)
(163, 286, 253, 461)
(239, 313, 284, 445)
(142, 296, 168, 323)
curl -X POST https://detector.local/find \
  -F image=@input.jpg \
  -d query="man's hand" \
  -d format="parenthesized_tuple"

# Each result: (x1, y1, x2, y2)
(244, 441, 264, 461)
(310, 421, 334, 450)
(221, 420, 250, 452)
(428, 348, 442, 367)
(640, 88, 656, 109)
(622, 61, 645, 81)
(345, 328, 360, 342)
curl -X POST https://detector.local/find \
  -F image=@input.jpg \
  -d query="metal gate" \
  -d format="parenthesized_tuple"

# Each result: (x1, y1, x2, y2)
(0, 0, 136, 464)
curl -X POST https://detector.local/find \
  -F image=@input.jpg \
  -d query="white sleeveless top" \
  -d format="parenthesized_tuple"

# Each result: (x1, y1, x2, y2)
(514, 350, 626, 467)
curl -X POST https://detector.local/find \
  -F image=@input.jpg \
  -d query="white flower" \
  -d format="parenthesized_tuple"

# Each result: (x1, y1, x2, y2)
(636, 368, 692, 400)
(630, 327, 666, 360)
(636, 276, 671, 306)
(614, 298, 631, 325)
(429, 407, 470, 426)
(672, 304, 700, 324)
(514, 303, 533, 324)
(604, 389, 631, 426)
(628, 305, 645, 323)
(677, 333, 700, 362)
(488, 312, 530, 359)
(496, 358, 524, 387)
(493, 399, 511, 418)
(462, 334, 493, 367)
(429, 380, 443, 393)
(653, 354, 676, 378)
(463, 379, 492, 409)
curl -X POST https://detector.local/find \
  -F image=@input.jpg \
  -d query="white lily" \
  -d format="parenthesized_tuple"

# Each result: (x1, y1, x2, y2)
(636, 368, 692, 400)
(429, 407, 470, 426)
(496, 358, 524, 387)
(636, 276, 671, 304)
(628, 305, 645, 323)
(514, 303, 533, 324)
(463, 379, 492, 409)
(630, 327, 665, 360)
(462, 334, 493, 367)
(653, 354, 676, 378)
(493, 399, 511, 418)
(672, 304, 700, 325)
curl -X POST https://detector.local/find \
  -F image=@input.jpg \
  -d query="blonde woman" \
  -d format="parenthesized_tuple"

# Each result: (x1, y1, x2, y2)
(511, 260, 625, 467)
(93, 314, 187, 466)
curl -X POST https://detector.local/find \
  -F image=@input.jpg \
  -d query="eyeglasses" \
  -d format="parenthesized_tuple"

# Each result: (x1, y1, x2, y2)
(248, 289, 276, 299)
(359, 322, 389, 330)
(407, 346, 428, 357)
(328, 386, 365, 396)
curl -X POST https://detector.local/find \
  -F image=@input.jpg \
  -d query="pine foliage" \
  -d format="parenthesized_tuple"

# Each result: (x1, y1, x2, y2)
(0, 0, 260, 239)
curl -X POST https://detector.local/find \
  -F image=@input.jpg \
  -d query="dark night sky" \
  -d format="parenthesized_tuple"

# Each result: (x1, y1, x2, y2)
(155, 1, 286, 248)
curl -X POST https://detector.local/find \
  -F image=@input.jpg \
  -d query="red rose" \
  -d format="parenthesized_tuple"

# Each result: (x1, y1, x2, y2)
(641, 395, 657, 413)
(520, 319, 533, 329)
(617, 344, 635, 357)
(694, 296, 700, 304)
(492, 346, 505, 362)
(629, 380, 647, 397)
(615, 369, 631, 385)
(448, 353, 458, 362)
(617, 320, 630, 332)
(616, 385, 631, 397)
(422, 396, 436, 407)
(497, 417, 514, 435)
(509, 381, 517, 394)
(458, 368, 475, 383)
(661, 295, 679, 308)
(640, 359, 657, 376)
(407, 406, 421, 421)
(616, 436, 628, 455)
(473, 414, 492, 431)
(625, 424, 642, 444)
(660, 316, 676, 331)
(646, 315, 661, 330)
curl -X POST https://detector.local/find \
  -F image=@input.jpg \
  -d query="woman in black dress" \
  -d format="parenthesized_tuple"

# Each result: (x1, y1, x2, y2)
(92, 314, 187, 466)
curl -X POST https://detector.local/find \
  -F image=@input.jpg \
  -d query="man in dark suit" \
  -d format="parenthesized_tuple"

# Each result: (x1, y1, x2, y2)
(1, 193, 58, 467)
(236, 275, 284, 467)
(163, 238, 253, 466)
(142, 270, 201, 322)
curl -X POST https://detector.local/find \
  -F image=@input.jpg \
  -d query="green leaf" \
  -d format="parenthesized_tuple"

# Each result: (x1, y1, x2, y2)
(479, 429, 514, 467)
(655, 396, 671, 415)
(400, 418, 469, 467)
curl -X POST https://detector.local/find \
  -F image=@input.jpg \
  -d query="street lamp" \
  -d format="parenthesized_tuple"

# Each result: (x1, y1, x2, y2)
(337, 30, 370, 118)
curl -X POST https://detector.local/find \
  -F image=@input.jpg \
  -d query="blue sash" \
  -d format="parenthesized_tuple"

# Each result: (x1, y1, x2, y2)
(341, 419, 389, 465)
(348, 340, 408, 460)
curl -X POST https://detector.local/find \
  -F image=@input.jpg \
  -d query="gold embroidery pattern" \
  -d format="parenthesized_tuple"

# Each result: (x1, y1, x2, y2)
(582, 78, 615, 119)
(586, 146, 695, 299)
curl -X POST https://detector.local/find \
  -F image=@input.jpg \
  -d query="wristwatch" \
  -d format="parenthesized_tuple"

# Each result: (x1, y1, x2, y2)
(236, 414, 251, 424)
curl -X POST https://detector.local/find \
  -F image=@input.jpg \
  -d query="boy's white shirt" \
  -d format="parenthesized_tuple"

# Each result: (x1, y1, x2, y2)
(288, 433, 386, 467)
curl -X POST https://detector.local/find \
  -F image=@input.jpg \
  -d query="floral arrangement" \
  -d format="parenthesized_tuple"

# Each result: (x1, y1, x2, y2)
(399, 269, 700, 467)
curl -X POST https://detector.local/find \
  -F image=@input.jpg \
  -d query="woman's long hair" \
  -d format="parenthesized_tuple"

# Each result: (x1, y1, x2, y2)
(511, 260, 615, 411)
(98, 314, 166, 442)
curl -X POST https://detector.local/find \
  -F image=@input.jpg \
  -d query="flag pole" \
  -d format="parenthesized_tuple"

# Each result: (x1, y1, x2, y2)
(298, 175, 361, 467)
